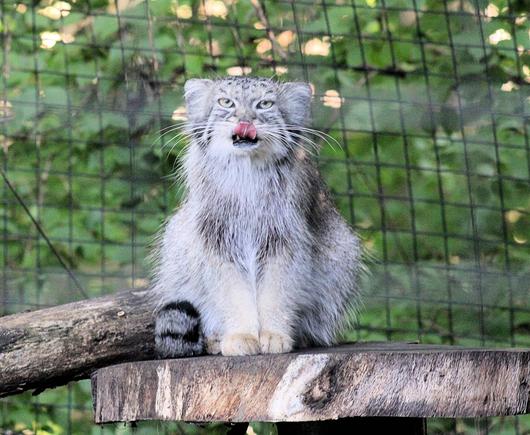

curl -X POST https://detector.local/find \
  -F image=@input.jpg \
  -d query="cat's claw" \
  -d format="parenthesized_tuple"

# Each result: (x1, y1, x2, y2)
(221, 333, 260, 356)
(259, 331, 293, 354)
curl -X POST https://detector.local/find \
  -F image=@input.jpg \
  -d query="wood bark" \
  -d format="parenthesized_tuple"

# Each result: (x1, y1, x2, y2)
(92, 342, 530, 423)
(0, 289, 154, 398)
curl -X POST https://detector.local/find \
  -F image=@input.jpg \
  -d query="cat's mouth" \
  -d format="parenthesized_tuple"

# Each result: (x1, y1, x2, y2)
(232, 134, 259, 149)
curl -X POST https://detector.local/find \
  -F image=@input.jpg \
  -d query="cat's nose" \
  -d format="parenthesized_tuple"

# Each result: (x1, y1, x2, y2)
(233, 121, 257, 140)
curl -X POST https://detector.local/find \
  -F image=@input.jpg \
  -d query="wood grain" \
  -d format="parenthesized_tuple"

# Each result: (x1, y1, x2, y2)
(0, 289, 154, 398)
(92, 342, 530, 423)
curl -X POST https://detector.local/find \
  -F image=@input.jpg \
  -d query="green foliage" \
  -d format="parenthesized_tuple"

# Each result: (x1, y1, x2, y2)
(0, 0, 529, 433)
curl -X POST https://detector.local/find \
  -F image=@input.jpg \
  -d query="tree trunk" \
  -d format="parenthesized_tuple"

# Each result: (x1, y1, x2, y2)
(0, 289, 154, 398)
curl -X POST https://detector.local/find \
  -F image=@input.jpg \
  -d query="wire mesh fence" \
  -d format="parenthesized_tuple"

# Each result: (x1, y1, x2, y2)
(0, 0, 529, 433)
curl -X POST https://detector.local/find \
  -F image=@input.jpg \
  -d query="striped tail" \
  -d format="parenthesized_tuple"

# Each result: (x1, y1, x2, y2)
(155, 301, 205, 358)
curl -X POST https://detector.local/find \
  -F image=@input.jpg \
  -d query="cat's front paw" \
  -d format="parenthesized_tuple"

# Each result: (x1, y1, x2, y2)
(220, 333, 260, 356)
(259, 331, 293, 354)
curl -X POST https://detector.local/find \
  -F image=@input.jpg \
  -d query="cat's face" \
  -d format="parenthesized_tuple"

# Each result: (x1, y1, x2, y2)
(183, 77, 312, 160)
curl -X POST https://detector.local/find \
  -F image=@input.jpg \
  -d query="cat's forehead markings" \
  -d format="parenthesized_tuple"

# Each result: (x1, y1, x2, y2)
(218, 77, 273, 87)
(213, 77, 278, 102)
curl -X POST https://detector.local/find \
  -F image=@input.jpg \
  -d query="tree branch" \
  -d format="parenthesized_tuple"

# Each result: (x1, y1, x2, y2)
(0, 288, 154, 398)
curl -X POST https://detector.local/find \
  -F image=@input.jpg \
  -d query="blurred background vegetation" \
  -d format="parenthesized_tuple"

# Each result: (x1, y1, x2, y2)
(0, 0, 529, 433)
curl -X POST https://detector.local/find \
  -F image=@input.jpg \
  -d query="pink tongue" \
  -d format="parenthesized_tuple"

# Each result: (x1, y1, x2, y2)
(234, 121, 257, 140)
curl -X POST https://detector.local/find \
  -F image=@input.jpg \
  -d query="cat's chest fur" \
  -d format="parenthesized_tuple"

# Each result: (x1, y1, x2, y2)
(191, 156, 305, 274)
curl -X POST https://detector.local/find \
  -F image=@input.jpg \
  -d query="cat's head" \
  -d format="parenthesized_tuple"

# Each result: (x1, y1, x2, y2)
(183, 76, 312, 160)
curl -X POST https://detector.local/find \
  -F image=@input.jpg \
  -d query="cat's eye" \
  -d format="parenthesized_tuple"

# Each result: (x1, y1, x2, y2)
(257, 100, 274, 110)
(218, 98, 234, 108)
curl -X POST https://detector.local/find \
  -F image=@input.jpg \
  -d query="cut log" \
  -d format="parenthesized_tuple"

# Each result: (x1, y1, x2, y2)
(92, 342, 530, 423)
(0, 289, 154, 398)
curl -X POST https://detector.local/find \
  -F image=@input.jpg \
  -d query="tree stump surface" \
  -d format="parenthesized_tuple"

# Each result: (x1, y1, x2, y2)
(91, 342, 530, 423)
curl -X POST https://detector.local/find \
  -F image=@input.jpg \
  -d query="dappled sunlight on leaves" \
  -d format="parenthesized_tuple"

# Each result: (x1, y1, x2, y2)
(226, 66, 252, 76)
(171, 106, 187, 121)
(255, 38, 272, 55)
(277, 30, 295, 48)
(484, 3, 499, 20)
(488, 28, 512, 45)
(39, 31, 62, 49)
(303, 37, 330, 56)
(172, 3, 192, 19)
(200, 0, 228, 19)
(15, 3, 27, 13)
(321, 89, 343, 109)
(38, 1, 71, 20)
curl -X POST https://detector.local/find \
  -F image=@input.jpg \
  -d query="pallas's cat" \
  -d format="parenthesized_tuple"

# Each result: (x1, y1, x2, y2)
(151, 76, 362, 357)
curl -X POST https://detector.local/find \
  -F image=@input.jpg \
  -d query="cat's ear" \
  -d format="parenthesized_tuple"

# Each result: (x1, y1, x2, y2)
(278, 82, 312, 126)
(184, 79, 214, 122)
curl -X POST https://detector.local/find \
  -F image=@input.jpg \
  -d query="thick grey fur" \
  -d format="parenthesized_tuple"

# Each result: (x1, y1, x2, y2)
(151, 76, 362, 357)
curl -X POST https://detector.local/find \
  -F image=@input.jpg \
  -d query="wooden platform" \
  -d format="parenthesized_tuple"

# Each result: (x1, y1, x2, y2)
(91, 342, 530, 425)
